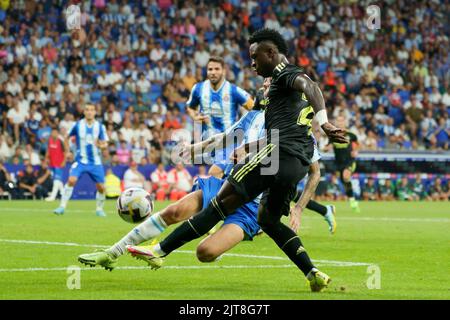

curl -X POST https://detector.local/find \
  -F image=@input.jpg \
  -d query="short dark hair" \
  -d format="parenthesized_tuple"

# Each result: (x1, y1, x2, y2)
(207, 56, 225, 67)
(249, 28, 288, 55)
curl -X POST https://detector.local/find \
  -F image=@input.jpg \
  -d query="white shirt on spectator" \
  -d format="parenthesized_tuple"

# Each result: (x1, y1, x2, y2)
(210, 42, 224, 55)
(6, 81, 21, 96)
(136, 78, 151, 93)
(150, 47, 166, 62)
(167, 168, 192, 192)
(22, 150, 41, 166)
(120, 127, 134, 143)
(194, 50, 210, 68)
(59, 119, 75, 133)
(18, 99, 30, 115)
(104, 111, 122, 125)
(7, 108, 27, 124)
(106, 72, 123, 91)
(264, 18, 281, 31)
(67, 72, 82, 85)
(123, 169, 145, 189)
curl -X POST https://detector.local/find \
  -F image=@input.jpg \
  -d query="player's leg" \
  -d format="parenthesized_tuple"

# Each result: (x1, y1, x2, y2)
(94, 183, 106, 216)
(259, 160, 331, 291)
(79, 190, 204, 270)
(88, 165, 108, 216)
(151, 161, 268, 258)
(292, 190, 337, 233)
(109, 190, 203, 255)
(197, 202, 260, 262)
(208, 164, 225, 179)
(341, 165, 360, 212)
(46, 167, 62, 201)
(54, 163, 80, 215)
(196, 224, 244, 262)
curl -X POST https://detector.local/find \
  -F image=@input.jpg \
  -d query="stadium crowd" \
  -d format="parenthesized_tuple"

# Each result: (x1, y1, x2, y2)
(0, 0, 449, 200)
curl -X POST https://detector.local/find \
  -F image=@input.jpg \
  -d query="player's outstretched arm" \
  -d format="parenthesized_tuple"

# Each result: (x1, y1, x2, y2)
(292, 74, 348, 144)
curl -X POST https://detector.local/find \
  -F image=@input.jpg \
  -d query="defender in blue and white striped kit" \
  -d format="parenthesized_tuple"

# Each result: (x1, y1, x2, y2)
(54, 104, 109, 217)
(186, 56, 254, 177)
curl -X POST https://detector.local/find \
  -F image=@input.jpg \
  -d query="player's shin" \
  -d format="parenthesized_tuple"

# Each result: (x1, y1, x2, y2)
(306, 199, 327, 216)
(60, 184, 74, 208)
(159, 198, 225, 255)
(107, 212, 167, 258)
(96, 191, 106, 211)
(261, 220, 315, 276)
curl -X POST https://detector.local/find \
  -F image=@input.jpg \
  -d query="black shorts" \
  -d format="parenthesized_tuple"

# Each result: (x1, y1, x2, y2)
(336, 161, 356, 179)
(227, 144, 309, 217)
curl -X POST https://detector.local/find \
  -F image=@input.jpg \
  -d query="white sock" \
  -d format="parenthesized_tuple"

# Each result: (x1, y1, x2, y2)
(153, 243, 166, 257)
(60, 184, 74, 208)
(48, 180, 60, 199)
(96, 191, 106, 211)
(107, 212, 167, 258)
(325, 205, 332, 216)
(57, 180, 64, 197)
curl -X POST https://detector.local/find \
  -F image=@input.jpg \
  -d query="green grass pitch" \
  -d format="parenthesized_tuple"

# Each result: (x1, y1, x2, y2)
(0, 200, 448, 300)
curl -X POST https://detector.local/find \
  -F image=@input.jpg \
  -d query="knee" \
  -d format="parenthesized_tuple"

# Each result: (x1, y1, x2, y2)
(96, 184, 105, 193)
(196, 243, 218, 263)
(161, 204, 183, 225)
(67, 177, 77, 186)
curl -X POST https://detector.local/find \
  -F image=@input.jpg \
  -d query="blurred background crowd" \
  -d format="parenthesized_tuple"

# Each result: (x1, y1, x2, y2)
(0, 0, 448, 200)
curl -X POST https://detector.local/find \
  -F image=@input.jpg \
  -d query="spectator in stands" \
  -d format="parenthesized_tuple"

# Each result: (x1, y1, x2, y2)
(151, 162, 169, 201)
(36, 160, 53, 198)
(0, 160, 16, 199)
(104, 168, 121, 199)
(396, 176, 414, 201)
(324, 174, 344, 201)
(167, 162, 193, 201)
(379, 179, 396, 201)
(427, 177, 447, 201)
(362, 177, 379, 201)
(411, 174, 428, 201)
(18, 164, 45, 199)
(123, 161, 149, 191)
(116, 140, 131, 165)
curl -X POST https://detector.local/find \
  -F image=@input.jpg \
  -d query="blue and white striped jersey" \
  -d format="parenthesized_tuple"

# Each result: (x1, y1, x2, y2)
(187, 79, 251, 139)
(69, 119, 108, 165)
(222, 110, 265, 177)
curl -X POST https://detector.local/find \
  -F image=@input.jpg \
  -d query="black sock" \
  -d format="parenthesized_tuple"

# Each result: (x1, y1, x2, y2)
(344, 181, 354, 198)
(262, 221, 315, 276)
(306, 200, 327, 216)
(160, 198, 225, 255)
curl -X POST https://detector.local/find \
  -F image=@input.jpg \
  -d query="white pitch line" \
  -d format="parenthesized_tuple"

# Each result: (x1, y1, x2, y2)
(1, 207, 448, 222)
(0, 239, 370, 267)
(0, 265, 298, 273)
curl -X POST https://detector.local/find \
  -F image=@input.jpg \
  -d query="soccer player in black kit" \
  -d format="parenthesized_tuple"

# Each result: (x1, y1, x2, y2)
(329, 115, 360, 212)
(148, 29, 347, 292)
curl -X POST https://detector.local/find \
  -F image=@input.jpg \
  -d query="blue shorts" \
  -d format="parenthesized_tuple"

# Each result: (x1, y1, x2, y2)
(192, 177, 261, 240)
(69, 162, 105, 184)
(50, 167, 64, 181)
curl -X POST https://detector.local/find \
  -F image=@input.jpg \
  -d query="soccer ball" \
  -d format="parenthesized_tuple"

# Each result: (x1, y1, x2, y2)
(116, 188, 153, 223)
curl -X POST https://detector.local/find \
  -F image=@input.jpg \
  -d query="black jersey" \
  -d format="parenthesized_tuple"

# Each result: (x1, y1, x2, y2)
(332, 132, 358, 166)
(265, 62, 314, 164)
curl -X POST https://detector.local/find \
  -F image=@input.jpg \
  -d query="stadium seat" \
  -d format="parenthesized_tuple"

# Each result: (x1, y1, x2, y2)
(316, 61, 328, 76)
(90, 91, 104, 103)
(0, 191, 11, 200)
(151, 84, 162, 96)
(136, 56, 149, 68)
(204, 31, 216, 43)
(22, 192, 36, 200)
